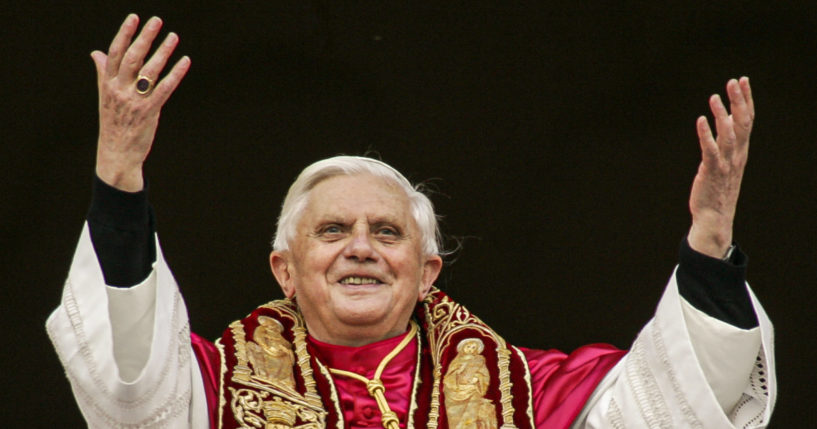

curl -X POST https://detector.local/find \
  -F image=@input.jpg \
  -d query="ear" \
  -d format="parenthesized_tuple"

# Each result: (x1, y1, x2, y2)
(418, 254, 443, 301)
(270, 251, 296, 298)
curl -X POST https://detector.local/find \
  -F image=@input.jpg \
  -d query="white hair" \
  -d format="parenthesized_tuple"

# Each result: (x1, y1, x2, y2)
(272, 156, 442, 256)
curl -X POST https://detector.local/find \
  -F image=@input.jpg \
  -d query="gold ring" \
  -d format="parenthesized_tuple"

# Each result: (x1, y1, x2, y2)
(135, 75, 154, 95)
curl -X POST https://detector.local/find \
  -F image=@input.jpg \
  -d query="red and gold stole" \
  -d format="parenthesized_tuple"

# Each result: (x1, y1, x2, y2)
(216, 287, 535, 429)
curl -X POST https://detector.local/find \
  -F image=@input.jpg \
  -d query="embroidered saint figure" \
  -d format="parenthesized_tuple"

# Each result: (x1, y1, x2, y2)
(443, 338, 498, 429)
(247, 316, 296, 389)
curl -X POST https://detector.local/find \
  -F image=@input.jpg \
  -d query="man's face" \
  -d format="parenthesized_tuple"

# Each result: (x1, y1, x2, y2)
(463, 342, 478, 355)
(270, 174, 442, 346)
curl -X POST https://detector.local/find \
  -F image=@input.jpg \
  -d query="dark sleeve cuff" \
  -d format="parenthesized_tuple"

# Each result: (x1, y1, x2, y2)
(676, 236, 759, 329)
(87, 175, 156, 287)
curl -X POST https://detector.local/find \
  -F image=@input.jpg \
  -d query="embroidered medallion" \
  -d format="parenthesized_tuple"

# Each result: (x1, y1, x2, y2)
(247, 316, 296, 389)
(443, 338, 497, 429)
(421, 287, 533, 429)
(218, 300, 330, 429)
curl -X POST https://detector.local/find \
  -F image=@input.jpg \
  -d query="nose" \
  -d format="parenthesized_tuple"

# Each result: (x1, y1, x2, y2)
(342, 227, 379, 262)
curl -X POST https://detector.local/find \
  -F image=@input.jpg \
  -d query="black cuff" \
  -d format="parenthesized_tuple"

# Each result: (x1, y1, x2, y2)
(676, 237, 759, 329)
(87, 175, 156, 287)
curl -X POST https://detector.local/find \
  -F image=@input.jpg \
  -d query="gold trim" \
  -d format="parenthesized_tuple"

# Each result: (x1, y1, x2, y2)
(229, 320, 252, 382)
(216, 338, 228, 429)
(314, 359, 345, 429)
(513, 346, 536, 428)
(406, 325, 422, 429)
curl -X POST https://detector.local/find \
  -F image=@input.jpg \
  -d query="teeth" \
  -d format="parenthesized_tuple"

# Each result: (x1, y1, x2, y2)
(340, 276, 380, 285)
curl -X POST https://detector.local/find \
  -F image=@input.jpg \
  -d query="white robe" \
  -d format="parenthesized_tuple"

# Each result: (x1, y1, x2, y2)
(47, 224, 776, 428)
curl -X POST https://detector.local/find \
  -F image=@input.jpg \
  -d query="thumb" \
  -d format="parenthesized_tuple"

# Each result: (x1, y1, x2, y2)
(90, 50, 107, 83)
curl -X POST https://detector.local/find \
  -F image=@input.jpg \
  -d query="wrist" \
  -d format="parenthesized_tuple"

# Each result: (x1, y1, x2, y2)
(687, 223, 733, 259)
(95, 163, 144, 192)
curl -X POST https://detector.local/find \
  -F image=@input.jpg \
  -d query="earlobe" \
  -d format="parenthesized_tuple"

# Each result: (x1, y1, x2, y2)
(418, 255, 443, 300)
(270, 251, 296, 298)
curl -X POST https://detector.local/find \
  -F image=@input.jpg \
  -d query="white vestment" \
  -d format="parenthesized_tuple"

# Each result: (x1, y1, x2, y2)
(47, 224, 776, 428)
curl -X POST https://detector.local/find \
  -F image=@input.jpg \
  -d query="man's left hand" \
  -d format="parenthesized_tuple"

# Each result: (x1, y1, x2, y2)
(688, 77, 754, 259)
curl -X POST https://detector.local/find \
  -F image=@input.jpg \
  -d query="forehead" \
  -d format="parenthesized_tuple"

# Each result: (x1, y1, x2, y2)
(300, 174, 413, 224)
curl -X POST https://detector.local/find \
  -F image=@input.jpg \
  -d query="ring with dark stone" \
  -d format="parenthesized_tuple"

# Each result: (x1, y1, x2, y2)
(135, 75, 154, 95)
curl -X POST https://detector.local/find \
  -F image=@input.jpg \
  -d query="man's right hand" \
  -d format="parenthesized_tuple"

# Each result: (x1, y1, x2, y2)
(92, 14, 190, 192)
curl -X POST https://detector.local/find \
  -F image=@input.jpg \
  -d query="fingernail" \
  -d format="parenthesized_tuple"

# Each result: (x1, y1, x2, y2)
(123, 13, 138, 27)
(148, 16, 162, 30)
(166, 32, 178, 45)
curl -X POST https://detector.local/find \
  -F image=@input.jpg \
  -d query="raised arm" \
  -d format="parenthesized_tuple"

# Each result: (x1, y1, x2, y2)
(92, 14, 190, 192)
(47, 16, 208, 428)
(687, 77, 753, 258)
(572, 78, 774, 428)
(88, 14, 190, 286)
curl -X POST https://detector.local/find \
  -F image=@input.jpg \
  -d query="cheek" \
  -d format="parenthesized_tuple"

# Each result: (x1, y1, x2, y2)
(294, 245, 338, 277)
(382, 245, 425, 271)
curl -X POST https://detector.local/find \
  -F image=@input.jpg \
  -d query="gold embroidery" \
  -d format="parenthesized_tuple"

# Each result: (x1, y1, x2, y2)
(423, 289, 518, 429)
(444, 338, 497, 429)
(247, 316, 296, 389)
(230, 321, 253, 382)
(229, 387, 323, 429)
(260, 300, 324, 408)
(226, 300, 328, 428)
(220, 291, 531, 429)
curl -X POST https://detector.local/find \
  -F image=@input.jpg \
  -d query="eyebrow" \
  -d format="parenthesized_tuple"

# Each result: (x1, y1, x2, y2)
(312, 214, 406, 228)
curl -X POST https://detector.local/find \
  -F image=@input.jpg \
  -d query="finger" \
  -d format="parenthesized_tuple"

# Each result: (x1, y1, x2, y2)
(105, 14, 140, 77)
(727, 79, 752, 142)
(709, 93, 736, 150)
(696, 115, 719, 165)
(739, 76, 754, 120)
(151, 56, 192, 106)
(90, 50, 107, 84)
(119, 16, 164, 80)
(138, 32, 179, 82)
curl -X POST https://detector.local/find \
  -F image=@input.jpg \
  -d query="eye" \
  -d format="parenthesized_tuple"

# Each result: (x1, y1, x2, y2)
(378, 227, 397, 235)
(374, 225, 402, 241)
(318, 224, 345, 238)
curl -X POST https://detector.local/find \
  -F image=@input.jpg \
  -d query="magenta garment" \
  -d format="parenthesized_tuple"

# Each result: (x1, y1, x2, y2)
(520, 344, 626, 428)
(307, 331, 418, 428)
(190, 333, 220, 429)
(191, 332, 624, 429)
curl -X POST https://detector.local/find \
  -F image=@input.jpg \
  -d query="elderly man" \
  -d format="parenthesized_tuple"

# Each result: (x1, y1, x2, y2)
(47, 14, 775, 429)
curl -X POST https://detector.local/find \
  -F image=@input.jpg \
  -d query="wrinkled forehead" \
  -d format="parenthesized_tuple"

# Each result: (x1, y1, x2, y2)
(300, 173, 415, 225)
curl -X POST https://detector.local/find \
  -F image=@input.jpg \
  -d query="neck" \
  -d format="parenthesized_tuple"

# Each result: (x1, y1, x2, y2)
(307, 323, 411, 347)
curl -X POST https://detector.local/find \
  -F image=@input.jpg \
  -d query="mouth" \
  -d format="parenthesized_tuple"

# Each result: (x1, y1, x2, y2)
(338, 276, 384, 286)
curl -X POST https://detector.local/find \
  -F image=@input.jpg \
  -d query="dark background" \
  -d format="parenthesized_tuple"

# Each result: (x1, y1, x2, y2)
(3, 1, 815, 426)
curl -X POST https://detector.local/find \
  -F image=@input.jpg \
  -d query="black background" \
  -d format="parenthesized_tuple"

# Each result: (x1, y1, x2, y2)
(3, 1, 815, 426)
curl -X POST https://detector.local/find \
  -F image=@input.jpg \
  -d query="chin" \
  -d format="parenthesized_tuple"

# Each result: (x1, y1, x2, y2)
(336, 307, 390, 326)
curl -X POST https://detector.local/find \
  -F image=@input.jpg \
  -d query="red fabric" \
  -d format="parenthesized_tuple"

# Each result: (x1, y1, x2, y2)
(190, 332, 220, 429)
(191, 335, 625, 429)
(307, 331, 417, 428)
(521, 344, 626, 428)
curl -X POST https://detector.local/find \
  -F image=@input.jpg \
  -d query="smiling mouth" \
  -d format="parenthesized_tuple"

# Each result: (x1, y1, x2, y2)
(339, 276, 382, 285)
